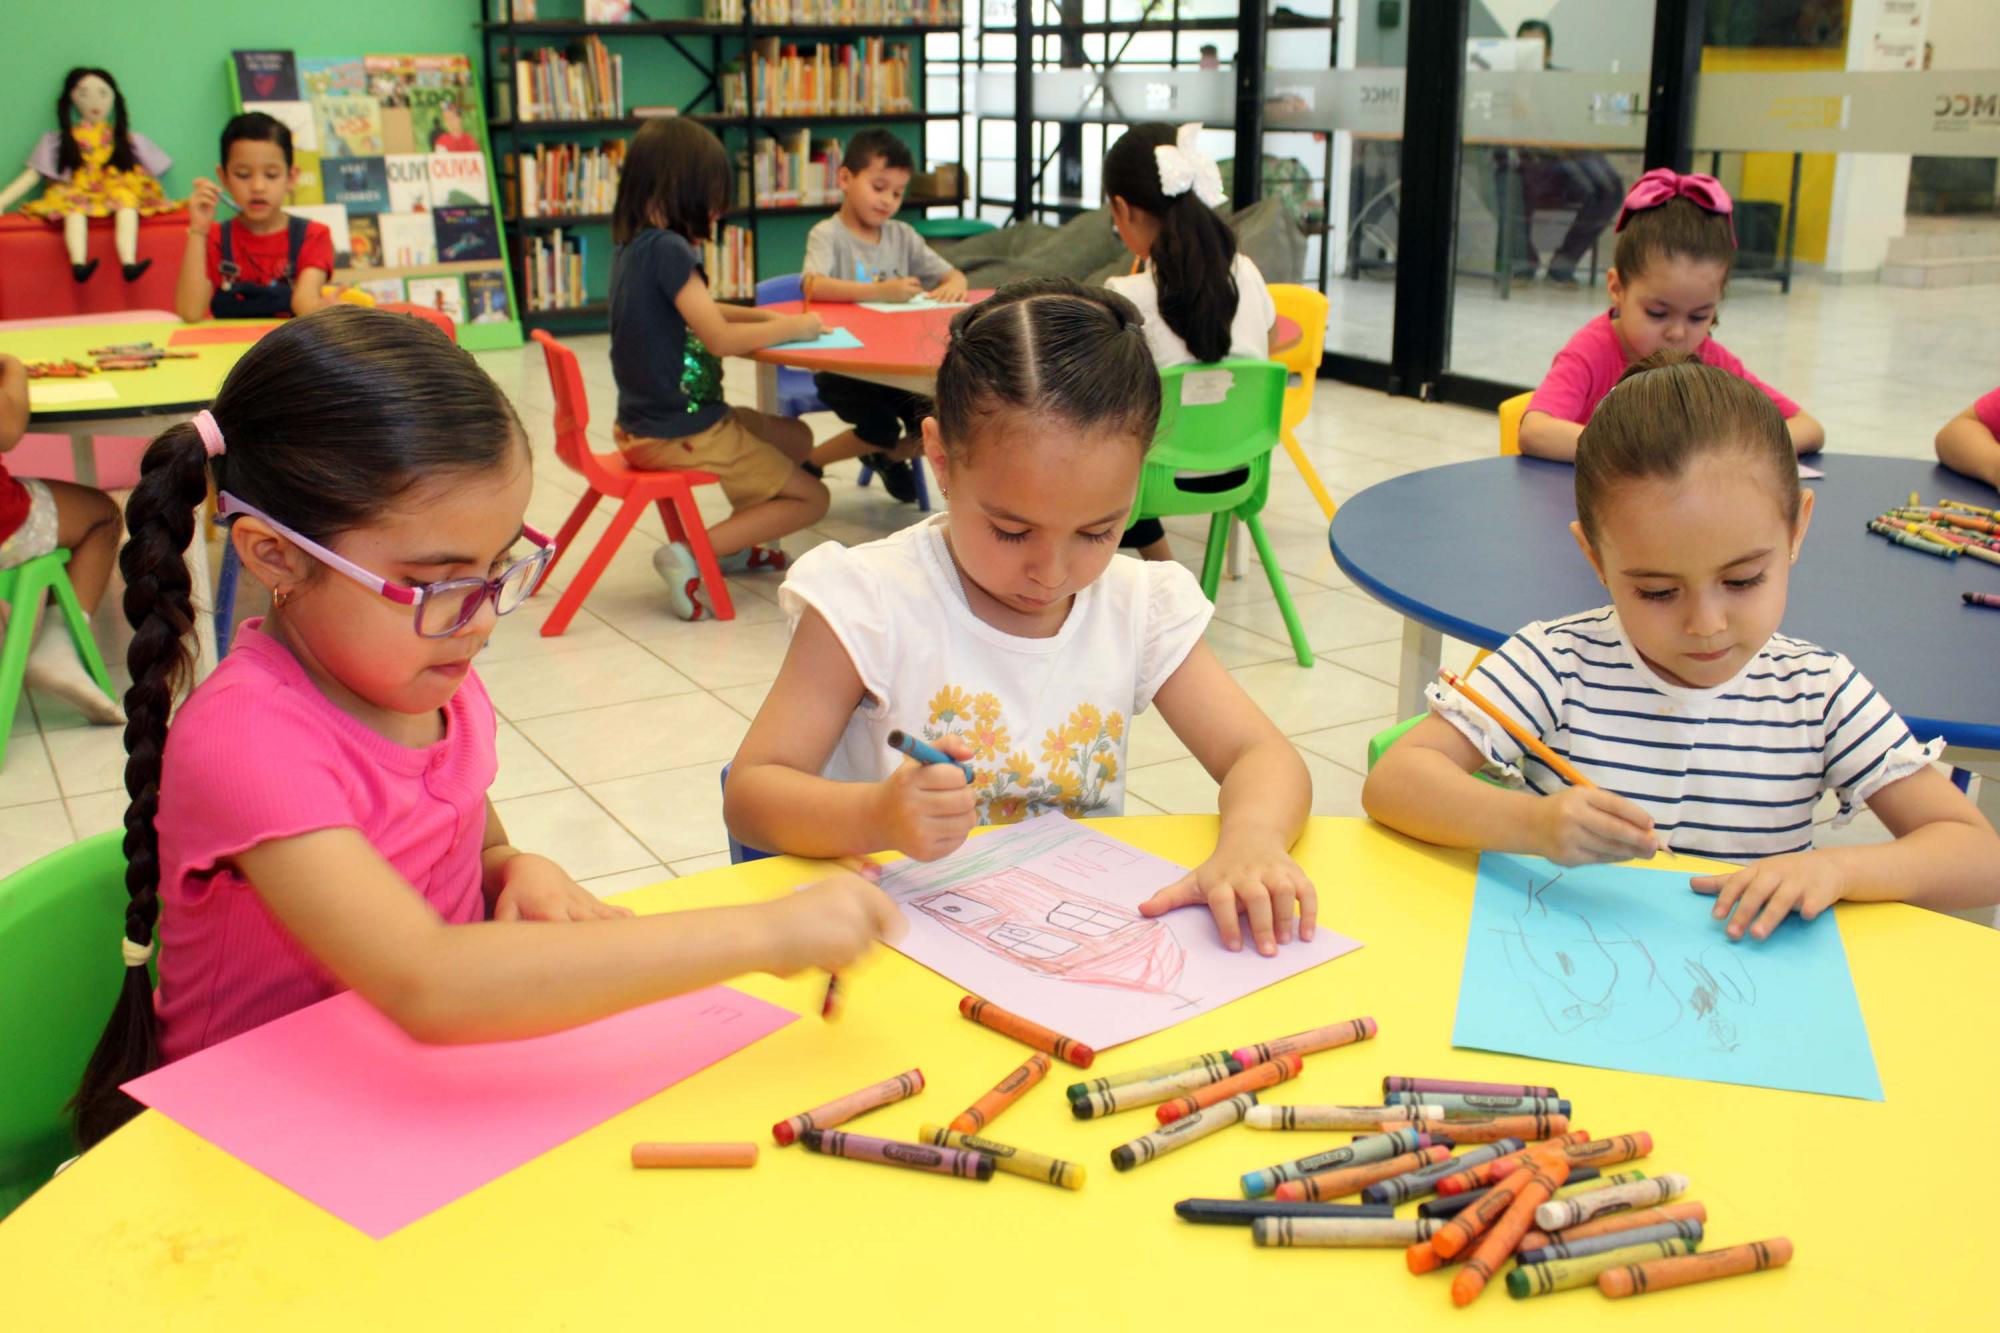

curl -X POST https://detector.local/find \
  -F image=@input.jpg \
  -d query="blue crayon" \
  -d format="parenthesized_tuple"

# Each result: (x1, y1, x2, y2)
(1361, 1138, 1525, 1206)
(1516, 1217, 1705, 1267)
(1241, 1127, 1429, 1198)
(886, 728, 974, 783)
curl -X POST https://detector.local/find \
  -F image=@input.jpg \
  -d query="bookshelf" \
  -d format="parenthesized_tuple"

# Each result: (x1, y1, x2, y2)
(479, 3, 968, 330)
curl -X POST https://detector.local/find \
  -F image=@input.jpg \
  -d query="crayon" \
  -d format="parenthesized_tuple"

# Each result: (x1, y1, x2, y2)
(1957, 544, 2000, 567)
(1942, 497, 2000, 517)
(1599, 1237, 1792, 1299)
(772, 1068, 925, 1146)
(1069, 1061, 1240, 1119)
(1421, 1166, 1609, 1218)
(1509, 1131, 1650, 1182)
(1247, 1103, 1439, 1130)
(886, 728, 974, 783)
(800, 272, 813, 312)
(1068, 1051, 1237, 1101)
(1518, 1216, 1704, 1267)
(629, 1142, 759, 1168)
(1450, 1155, 1570, 1306)
(1382, 1076, 1559, 1098)
(1401, 1113, 1569, 1144)
(1272, 1145, 1453, 1202)
(1254, 1216, 1443, 1248)
(919, 1124, 1084, 1190)
(1242, 1127, 1429, 1197)
(1509, 1237, 1698, 1298)
(1175, 1197, 1395, 1226)
(798, 1128, 994, 1180)
(1439, 1131, 1590, 1194)
(1441, 670, 1594, 789)
(1536, 1172, 1688, 1231)
(1966, 591, 2000, 609)
(1362, 1139, 1524, 1205)
(959, 996, 1095, 1068)
(1433, 1152, 1568, 1262)
(1156, 1054, 1301, 1123)
(1383, 1091, 1571, 1118)
(1111, 1093, 1257, 1171)
(951, 1053, 1050, 1134)
(1516, 1200, 1707, 1253)
(1404, 1240, 1453, 1275)
(1229, 1016, 1376, 1068)
(820, 972, 845, 1021)
(1869, 519, 1957, 557)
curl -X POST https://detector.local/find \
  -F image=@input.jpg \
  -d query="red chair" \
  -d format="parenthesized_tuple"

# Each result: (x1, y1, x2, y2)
(374, 301, 456, 343)
(528, 329, 733, 635)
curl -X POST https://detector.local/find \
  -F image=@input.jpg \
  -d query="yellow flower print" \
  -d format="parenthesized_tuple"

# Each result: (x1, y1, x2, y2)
(968, 717, 1011, 762)
(1048, 761, 1083, 804)
(1095, 752, 1119, 783)
(972, 692, 1002, 724)
(1005, 750, 1034, 783)
(1106, 712, 1125, 742)
(1069, 702, 1103, 737)
(990, 796, 1027, 824)
(929, 685, 971, 725)
(1041, 727, 1071, 766)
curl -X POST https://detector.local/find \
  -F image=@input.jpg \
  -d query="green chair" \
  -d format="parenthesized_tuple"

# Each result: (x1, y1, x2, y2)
(1367, 714, 1504, 786)
(0, 831, 129, 1219)
(0, 549, 118, 768)
(1132, 359, 1312, 666)
(908, 217, 996, 241)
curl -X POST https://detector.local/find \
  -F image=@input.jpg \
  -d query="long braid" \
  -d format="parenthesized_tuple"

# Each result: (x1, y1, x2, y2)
(71, 422, 209, 1148)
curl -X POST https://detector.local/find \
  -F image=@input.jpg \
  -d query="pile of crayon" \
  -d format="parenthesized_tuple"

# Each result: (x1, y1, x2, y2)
(24, 359, 93, 379)
(1869, 494, 2000, 568)
(83, 342, 197, 373)
(1179, 1074, 1791, 1306)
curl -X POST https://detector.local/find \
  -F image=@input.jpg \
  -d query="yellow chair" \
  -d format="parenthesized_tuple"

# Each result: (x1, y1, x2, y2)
(1266, 284, 1338, 520)
(1498, 391, 1532, 456)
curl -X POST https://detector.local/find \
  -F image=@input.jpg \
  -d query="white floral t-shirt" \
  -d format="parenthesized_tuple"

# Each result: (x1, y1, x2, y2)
(779, 517, 1213, 822)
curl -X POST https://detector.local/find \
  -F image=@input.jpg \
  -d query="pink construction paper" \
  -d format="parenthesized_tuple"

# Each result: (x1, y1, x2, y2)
(124, 985, 794, 1238)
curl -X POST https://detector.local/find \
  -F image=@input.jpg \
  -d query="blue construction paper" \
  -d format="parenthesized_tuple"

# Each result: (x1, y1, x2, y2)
(770, 327, 863, 351)
(1452, 853, 1882, 1100)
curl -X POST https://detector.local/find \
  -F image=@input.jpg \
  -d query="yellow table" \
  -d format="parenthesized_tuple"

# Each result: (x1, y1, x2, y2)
(3, 318, 273, 423)
(1, 817, 1988, 1328)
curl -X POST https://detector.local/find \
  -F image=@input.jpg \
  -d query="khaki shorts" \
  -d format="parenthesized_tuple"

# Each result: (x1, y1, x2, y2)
(615, 409, 797, 509)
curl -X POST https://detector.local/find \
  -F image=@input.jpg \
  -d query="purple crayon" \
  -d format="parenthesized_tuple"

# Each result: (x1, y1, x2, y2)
(1383, 1076, 1559, 1099)
(799, 1129, 995, 1180)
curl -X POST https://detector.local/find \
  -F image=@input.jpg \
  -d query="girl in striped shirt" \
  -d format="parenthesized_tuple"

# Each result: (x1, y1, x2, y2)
(1364, 353, 2000, 939)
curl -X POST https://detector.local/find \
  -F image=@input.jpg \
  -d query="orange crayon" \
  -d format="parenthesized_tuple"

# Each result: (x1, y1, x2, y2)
(1599, 1237, 1792, 1299)
(1544, 1131, 1653, 1176)
(959, 996, 1095, 1068)
(1517, 1200, 1707, 1253)
(1156, 1054, 1302, 1124)
(1441, 1132, 1588, 1195)
(772, 1068, 925, 1146)
(1406, 1112, 1568, 1144)
(630, 1142, 758, 1168)
(1405, 1239, 1453, 1275)
(951, 1053, 1051, 1134)
(1451, 1155, 1571, 1307)
(1432, 1150, 1566, 1260)
(1273, 1145, 1451, 1203)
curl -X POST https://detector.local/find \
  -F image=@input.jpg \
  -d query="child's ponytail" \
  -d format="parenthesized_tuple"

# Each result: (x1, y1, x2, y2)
(1103, 123, 1240, 364)
(71, 421, 210, 1147)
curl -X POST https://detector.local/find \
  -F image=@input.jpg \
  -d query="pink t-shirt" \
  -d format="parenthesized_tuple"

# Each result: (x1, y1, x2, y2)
(1527, 312, 1801, 425)
(153, 620, 496, 1063)
(1975, 386, 2000, 436)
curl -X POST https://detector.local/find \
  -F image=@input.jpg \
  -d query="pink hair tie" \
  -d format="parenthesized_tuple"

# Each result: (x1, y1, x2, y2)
(1615, 168, 1736, 245)
(192, 409, 226, 458)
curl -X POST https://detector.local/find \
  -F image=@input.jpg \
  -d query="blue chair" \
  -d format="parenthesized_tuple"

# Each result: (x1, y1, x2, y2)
(719, 763, 773, 865)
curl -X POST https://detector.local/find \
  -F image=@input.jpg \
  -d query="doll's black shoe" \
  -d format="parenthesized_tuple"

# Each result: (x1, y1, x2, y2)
(71, 258, 99, 283)
(122, 259, 152, 282)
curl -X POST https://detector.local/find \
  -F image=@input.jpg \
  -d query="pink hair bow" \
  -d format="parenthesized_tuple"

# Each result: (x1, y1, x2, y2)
(1615, 168, 1735, 244)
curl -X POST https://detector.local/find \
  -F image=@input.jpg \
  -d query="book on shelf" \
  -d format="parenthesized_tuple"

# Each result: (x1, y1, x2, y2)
(584, 0, 633, 20)
(348, 214, 382, 268)
(430, 152, 493, 206)
(523, 228, 589, 311)
(633, 106, 678, 118)
(290, 203, 354, 267)
(437, 206, 504, 262)
(739, 130, 843, 207)
(723, 38, 914, 116)
(355, 276, 406, 305)
(378, 210, 439, 267)
(466, 268, 513, 324)
(700, 225, 756, 301)
(288, 151, 326, 206)
(243, 99, 320, 154)
(316, 95, 385, 157)
(386, 153, 433, 211)
(233, 49, 299, 101)
(512, 37, 624, 123)
(406, 275, 468, 327)
(327, 155, 391, 212)
(703, 0, 962, 21)
(516, 139, 625, 218)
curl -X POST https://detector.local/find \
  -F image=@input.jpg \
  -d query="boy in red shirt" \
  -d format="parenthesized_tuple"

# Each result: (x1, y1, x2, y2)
(175, 112, 335, 321)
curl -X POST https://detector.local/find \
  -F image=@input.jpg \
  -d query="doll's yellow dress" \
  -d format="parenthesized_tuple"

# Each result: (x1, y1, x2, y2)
(21, 121, 176, 219)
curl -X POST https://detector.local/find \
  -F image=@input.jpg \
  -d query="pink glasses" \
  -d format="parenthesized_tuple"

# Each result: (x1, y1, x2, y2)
(217, 492, 556, 638)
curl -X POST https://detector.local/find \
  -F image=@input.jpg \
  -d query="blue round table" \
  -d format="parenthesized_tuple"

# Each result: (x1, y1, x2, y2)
(1328, 456, 2000, 759)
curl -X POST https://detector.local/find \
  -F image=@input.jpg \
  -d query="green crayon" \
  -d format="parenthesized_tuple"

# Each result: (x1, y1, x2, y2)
(1508, 1237, 1697, 1298)
(1111, 1093, 1256, 1171)
(1067, 1051, 1238, 1102)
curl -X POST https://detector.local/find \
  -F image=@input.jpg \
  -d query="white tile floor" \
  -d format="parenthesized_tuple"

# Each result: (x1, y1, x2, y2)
(8, 268, 1964, 884)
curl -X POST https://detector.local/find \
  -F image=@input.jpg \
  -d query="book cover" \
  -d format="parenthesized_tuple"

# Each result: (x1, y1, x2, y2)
(406, 275, 466, 327)
(379, 106, 417, 155)
(316, 96, 384, 157)
(288, 150, 325, 206)
(584, 0, 633, 21)
(347, 214, 382, 269)
(289, 203, 353, 268)
(326, 156, 390, 213)
(356, 276, 406, 305)
(465, 268, 511, 324)
(385, 154, 433, 212)
(434, 206, 501, 263)
(364, 54, 418, 109)
(242, 99, 319, 155)
(377, 211, 437, 267)
(300, 56, 366, 100)
(233, 49, 298, 102)
(427, 153, 490, 207)
(411, 86, 484, 154)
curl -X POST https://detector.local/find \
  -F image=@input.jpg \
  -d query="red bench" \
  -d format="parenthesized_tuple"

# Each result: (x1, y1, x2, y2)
(0, 210, 189, 321)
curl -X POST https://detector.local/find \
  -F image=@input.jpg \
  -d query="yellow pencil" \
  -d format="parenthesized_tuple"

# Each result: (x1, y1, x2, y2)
(1439, 670, 1593, 789)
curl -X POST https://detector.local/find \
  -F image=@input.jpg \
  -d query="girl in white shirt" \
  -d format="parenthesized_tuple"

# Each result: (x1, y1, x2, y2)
(727, 279, 1319, 958)
(1102, 122, 1278, 560)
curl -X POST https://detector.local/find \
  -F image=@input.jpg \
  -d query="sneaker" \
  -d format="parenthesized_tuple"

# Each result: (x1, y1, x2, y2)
(873, 456, 919, 504)
(650, 541, 710, 621)
(1545, 268, 1581, 290)
(717, 545, 789, 575)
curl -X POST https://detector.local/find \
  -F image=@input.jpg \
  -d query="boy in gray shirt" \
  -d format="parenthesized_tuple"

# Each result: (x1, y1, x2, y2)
(802, 129, 967, 501)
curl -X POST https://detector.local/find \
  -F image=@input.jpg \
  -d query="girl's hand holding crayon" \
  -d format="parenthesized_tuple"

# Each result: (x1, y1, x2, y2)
(1139, 833, 1318, 958)
(491, 852, 635, 922)
(1534, 786, 1662, 866)
(874, 734, 978, 861)
(759, 872, 906, 978)
(783, 312, 826, 342)
(1691, 853, 1843, 941)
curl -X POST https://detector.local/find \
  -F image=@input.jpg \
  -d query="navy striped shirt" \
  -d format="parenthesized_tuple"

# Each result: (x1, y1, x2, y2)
(1427, 606, 1942, 863)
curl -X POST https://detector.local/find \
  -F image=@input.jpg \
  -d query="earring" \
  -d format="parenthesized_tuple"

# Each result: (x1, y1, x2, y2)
(272, 587, 292, 608)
